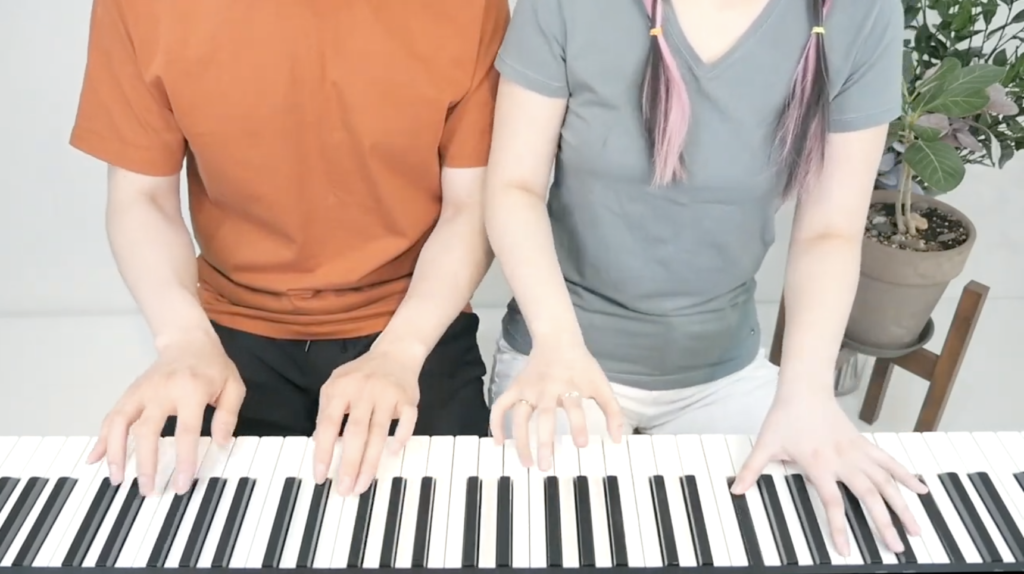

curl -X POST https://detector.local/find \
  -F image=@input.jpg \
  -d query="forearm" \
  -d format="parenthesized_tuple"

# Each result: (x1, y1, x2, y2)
(777, 234, 862, 398)
(485, 186, 583, 348)
(105, 169, 213, 349)
(373, 205, 493, 364)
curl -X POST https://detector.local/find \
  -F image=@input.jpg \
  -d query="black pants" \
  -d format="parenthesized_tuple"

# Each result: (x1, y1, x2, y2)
(162, 312, 489, 437)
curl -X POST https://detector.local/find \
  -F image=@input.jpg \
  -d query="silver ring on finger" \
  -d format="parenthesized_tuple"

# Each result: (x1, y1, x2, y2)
(516, 398, 535, 409)
(561, 391, 581, 399)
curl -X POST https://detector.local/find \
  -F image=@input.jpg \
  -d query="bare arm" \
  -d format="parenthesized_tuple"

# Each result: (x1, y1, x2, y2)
(106, 166, 214, 348)
(776, 125, 889, 397)
(372, 167, 494, 363)
(484, 78, 580, 348)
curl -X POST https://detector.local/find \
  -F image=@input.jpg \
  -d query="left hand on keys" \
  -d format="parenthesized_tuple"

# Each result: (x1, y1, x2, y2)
(312, 346, 421, 497)
(730, 392, 929, 556)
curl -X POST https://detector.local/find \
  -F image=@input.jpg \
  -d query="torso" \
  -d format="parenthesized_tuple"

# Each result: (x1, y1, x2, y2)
(500, 0, 897, 389)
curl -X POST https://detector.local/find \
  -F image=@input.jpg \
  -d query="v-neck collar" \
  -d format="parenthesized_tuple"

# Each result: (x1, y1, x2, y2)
(663, 0, 783, 77)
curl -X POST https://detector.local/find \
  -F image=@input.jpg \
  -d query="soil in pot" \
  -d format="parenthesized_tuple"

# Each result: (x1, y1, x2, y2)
(864, 201, 969, 252)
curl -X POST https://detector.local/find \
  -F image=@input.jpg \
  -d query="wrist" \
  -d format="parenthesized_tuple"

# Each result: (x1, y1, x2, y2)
(153, 322, 218, 353)
(369, 333, 430, 371)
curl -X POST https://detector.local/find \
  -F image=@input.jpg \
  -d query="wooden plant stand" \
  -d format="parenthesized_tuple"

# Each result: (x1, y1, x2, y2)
(768, 280, 989, 432)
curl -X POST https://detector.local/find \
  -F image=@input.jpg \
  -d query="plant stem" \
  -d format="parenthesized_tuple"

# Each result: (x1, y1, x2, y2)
(898, 160, 916, 236)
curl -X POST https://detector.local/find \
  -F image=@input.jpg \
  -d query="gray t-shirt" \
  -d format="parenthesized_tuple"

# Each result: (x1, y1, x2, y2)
(497, 0, 904, 390)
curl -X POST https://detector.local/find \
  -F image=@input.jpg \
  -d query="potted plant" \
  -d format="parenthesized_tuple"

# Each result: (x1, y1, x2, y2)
(842, 0, 1023, 356)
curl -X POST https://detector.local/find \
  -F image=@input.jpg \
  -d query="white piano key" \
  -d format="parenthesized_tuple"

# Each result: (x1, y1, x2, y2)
(45, 438, 117, 567)
(82, 439, 137, 567)
(650, 435, 696, 567)
(0, 436, 87, 566)
(503, 440, 531, 569)
(950, 433, 1024, 558)
(755, 441, 814, 566)
(700, 434, 748, 567)
(228, 435, 284, 564)
(477, 438, 503, 569)
(871, 433, 945, 564)
(996, 432, 1024, 470)
(118, 438, 178, 568)
(677, 435, 730, 566)
(602, 436, 645, 567)
(527, 450, 550, 569)
(625, 435, 663, 567)
(31, 437, 100, 567)
(394, 436, 429, 569)
(899, 432, 982, 563)
(196, 437, 259, 568)
(311, 440, 346, 569)
(162, 439, 232, 568)
(783, 460, 847, 565)
(860, 434, 928, 564)
(362, 438, 405, 569)
(0, 437, 56, 532)
(923, 432, 1013, 561)
(554, 435, 580, 569)
(578, 437, 611, 568)
(248, 437, 307, 568)
(424, 435, 454, 569)
(443, 436, 479, 568)
(279, 439, 316, 568)
(973, 433, 1024, 542)
(724, 435, 781, 566)
(0, 438, 20, 471)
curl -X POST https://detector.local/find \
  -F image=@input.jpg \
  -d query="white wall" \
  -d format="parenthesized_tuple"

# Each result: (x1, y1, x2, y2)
(0, 1, 1021, 434)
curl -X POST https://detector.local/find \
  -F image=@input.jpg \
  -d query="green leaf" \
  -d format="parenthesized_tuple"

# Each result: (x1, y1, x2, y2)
(917, 57, 961, 94)
(945, 64, 1008, 93)
(924, 87, 991, 116)
(903, 140, 966, 192)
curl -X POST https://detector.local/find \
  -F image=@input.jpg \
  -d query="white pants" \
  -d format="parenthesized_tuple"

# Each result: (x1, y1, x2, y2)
(486, 336, 779, 438)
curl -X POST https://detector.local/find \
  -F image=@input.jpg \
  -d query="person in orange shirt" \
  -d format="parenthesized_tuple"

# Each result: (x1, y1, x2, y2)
(71, 0, 509, 497)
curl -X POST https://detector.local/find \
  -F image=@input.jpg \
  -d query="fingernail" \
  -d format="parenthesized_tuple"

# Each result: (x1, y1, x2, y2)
(139, 475, 153, 496)
(315, 463, 327, 482)
(355, 475, 370, 494)
(108, 464, 121, 484)
(174, 471, 191, 493)
(337, 476, 353, 496)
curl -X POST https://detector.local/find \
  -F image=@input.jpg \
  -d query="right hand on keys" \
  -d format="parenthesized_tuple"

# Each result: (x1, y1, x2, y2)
(87, 333, 245, 497)
(489, 342, 623, 471)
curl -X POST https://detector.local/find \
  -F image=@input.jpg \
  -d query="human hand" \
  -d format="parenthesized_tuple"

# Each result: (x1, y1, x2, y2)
(732, 390, 928, 555)
(489, 342, 623, 471)
(87, 331, 245, 496)
(312, 346, 420, 496)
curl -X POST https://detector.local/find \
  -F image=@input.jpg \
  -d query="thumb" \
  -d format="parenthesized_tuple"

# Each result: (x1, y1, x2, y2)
(211, 376, 245, 445)
(732, 440, 773, 494)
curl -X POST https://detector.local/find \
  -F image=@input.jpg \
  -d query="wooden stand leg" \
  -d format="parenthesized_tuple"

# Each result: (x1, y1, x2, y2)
(768, 280, 989, 432)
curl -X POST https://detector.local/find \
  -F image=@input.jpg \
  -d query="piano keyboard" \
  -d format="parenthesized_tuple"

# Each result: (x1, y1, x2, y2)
(0, 433, 1021, 572)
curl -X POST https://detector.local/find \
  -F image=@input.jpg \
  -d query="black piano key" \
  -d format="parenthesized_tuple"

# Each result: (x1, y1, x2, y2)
(296, 478, 331, 568)
(785, 474, 830, 565)
(179, 477, 226, 567)
(573, 476, 595, 567)
(1015, 472, 1024, 494)
(146, 479, 197, 567)
(262, 477, 300, 568)
(970, 472, 1024, 562)
(727, 477, 763, 567)
(648, 476, 679, 566)
(681, 475, 713, 566)
(887, 503, 917, 564)
(544, 475, 562, 567)
(461, 476, 482, 568)
(410, 477, 435, 568)
(0, 478, 18, 515)
(917, 476, 964, 563)
(757, 475, 797, 566)
(12, 476, 78, 566)
(146, 478, 197, 567)
(211, 477, 255, 568)
(96, 478, 144, 567)
(0, 476, 48, 561)
(603, 476, 628, 567)
(940, 472, 1000, 562)
(380, 477, 407, 568)
(62, 477, 118, 567)
(347, 479, 377, 568)
(496, 476, 513, 568)
(837, 483, 883, 564)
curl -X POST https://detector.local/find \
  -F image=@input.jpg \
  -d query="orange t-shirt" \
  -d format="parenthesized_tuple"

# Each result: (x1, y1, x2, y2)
(71, 0, 509, 340)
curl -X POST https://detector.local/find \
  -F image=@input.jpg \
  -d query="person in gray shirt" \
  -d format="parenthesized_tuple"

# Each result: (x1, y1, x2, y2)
(483, 0, 925, 557)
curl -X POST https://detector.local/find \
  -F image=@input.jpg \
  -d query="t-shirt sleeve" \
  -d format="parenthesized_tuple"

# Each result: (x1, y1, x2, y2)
(828, 0, 904, 133)
(494, 0, 569, 99)
(70, 0, 185, 176)
(439, 0, 511, 168)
